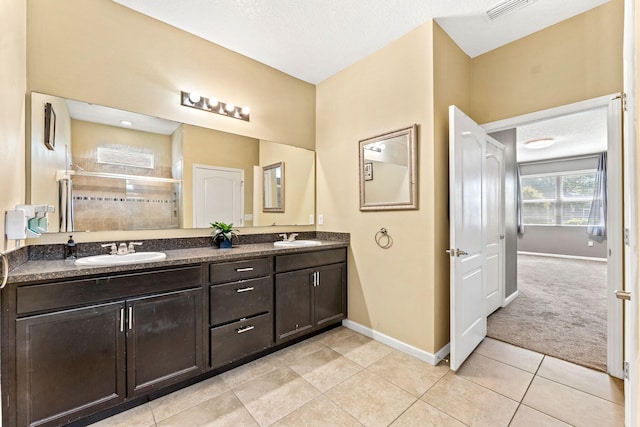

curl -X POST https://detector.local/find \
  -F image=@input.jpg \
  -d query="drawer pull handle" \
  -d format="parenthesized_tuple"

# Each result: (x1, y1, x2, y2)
(236, 267, 254, 272)
(236, 325, 255, 334)
(120, 308, 125, 332)
(128, 306, 133, 330)
(236, 287, 255, 293)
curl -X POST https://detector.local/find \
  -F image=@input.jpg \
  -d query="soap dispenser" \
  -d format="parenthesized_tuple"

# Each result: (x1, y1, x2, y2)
(65, 235, 77, 260)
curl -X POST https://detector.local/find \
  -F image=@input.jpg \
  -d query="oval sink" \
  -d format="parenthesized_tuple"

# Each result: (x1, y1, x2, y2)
(273, 240, 322, 248)
(75, 252, 166, 266)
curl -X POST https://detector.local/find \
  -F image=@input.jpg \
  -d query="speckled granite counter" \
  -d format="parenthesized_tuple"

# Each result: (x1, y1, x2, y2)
(6, 241, 349, 284)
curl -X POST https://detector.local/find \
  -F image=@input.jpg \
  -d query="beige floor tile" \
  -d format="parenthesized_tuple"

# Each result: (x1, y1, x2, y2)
(272, 395, 362, 427)
(328, 332, 394, 367)
(288, 347, 363, 392)
(522, 376, 624, 427)
(510, 405, 571, 427)
(156, 391, 258, 427)
(150, 375, 230, 422)
(367, 350, 449, 397)
(474, 338, 543, 373)
(390, 400, 465, 426)
(274, 338, 327, 366)
(219, 353, 284, 389)
(422, 373, 518, 427)
(311, 326, 360, 347)
(537, 356, 624, 404)
(233, 366, 320, 426)
(325, 369, 416, 427)
(456, 353, 534, 401)
(89, 402, 156, 427)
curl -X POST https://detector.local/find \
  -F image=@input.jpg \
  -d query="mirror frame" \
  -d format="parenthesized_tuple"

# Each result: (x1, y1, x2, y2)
(359, 124, 418, 211)
(262, 161, 285, 213)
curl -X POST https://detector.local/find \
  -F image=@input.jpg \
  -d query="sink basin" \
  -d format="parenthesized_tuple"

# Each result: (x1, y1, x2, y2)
(75, 252, 167, 266)
(273, 240, 322, 248)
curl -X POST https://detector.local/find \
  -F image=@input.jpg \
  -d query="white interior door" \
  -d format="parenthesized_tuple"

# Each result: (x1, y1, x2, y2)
(485, 140, 505, 315)
(193, 165, 244, 228)
(449, 105, 488, 371)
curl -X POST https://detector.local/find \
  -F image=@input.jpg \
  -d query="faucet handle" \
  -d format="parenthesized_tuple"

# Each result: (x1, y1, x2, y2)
(101, 243, 117, 255)
(128, 242, 143, 253)
(278, 233, 288, 241)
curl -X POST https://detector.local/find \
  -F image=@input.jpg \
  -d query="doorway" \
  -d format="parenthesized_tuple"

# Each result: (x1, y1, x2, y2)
(482, 94, 624, 378)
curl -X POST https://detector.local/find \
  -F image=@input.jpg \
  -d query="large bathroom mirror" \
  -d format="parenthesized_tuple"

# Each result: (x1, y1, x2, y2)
(29, 92, 316, 232)
(263, 162, 284, 213)
(359, 125, 418, 211)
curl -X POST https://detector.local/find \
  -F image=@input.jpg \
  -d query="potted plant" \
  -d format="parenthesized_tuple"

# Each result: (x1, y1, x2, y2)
(210, 221, 238, 248)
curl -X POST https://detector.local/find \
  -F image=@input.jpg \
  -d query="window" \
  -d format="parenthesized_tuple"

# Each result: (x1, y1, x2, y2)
(521, 171, 596, 225)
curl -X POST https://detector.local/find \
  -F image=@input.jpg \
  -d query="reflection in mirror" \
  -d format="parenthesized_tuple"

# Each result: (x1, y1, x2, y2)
(29, 92, 316, 232)
(359, 125, 418, 211)
(263, 162, 284, 212)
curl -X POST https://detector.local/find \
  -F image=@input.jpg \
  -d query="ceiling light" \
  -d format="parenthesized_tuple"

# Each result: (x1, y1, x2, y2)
(486, 0, 534, 21)
(524, 138, 555, 149)
(188, 92, 201, 104)
(120, 120, 133, 126)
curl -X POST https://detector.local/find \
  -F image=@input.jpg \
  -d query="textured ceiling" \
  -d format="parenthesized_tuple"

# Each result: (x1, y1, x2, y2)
(111, 0, 611, 84)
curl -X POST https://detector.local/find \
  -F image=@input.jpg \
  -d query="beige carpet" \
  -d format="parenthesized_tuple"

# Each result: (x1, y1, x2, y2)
(487, 254, 607, 372)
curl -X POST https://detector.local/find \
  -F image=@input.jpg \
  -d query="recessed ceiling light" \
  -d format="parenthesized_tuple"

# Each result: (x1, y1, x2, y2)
(120, 120, 133, 126)
(524, 138, 555, 149)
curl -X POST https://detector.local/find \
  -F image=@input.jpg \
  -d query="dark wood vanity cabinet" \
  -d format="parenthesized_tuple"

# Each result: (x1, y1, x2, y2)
(275, 248, 347, 343)
(11, 266, 203, 427)
(208, 257, 274, 369)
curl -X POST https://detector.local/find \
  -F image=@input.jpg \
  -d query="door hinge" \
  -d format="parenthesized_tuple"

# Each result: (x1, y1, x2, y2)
(615, 93, 627, 111)
(624, 361, 629, 380)
(625, 228, 630, 246)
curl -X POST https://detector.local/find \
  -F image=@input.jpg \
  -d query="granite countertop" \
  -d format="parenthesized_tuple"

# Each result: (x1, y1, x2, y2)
(7, 241, 349, 285)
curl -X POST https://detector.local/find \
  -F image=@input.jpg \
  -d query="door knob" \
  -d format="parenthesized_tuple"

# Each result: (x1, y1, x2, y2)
(615, 290, 631, 301)
(445, 248, 468, 257)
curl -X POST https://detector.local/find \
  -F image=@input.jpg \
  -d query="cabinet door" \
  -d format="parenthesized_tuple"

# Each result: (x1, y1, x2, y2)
(16, 302, 126, 427)
(127, 288, 203, 397)
(314, 263, 347, 327)
(275, 269, 314, 343)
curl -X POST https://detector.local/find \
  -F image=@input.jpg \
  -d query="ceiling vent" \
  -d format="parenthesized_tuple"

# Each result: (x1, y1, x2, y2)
(486, 0, 535, 21)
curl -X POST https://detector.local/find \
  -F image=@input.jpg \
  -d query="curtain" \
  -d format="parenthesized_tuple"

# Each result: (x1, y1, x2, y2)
(516, 164, 524, 235)
(59, 178, 74, 232)
(586, 151, 607, 238)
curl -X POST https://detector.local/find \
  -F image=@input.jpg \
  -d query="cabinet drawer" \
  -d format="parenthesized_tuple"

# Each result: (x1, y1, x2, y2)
(210, 277, 273, 326)
(209, 258, 272, 284)
(16, 266, 202, 316)
(275, 248, 346, 273)
(210, 313, 273, 369)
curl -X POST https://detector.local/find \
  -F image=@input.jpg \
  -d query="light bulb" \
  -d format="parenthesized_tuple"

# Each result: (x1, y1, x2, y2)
(241, 106, 251, 116)
(188, 92, 201, 104)
(225, 103, 236, 113)
(209, 97, 219, 107)
(120, 120, 133, 126)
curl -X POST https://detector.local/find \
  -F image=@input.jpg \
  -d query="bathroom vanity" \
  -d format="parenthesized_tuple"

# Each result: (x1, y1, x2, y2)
(1, 241, 347, 427)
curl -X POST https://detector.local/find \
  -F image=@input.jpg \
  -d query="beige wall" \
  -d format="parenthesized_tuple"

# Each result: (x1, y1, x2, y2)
(25, 0, 316, 243)
(316, 22, 437, 352)
(0, 0, 26, 253)
(470, 0, 623, 124)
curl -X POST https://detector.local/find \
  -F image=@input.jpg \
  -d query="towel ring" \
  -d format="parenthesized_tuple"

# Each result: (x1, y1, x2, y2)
(375, 228, 393, 249)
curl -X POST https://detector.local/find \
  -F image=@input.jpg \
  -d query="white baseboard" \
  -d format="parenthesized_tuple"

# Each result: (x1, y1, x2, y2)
(341, 319, 449, 366)
(517, 251, 607, 262)
(503, 290, 519, 307)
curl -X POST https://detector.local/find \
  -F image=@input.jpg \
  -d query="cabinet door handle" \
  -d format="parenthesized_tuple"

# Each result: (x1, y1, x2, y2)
(236, 286, 255, 293)
(316, 271, 320, 287)
(120, 308, 125, 332)
(236, 325, 255, 334)
(128, 306, 133, 330)
(235, 267, 254, 272)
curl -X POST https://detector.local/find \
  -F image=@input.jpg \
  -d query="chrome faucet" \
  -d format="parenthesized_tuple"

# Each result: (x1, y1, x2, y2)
(278, 233, 288, 241)
(101, 243, 117, 255)
(128, 242, 143, 253)
(287, 233, 299, 242)
(117, 243, 128, 255)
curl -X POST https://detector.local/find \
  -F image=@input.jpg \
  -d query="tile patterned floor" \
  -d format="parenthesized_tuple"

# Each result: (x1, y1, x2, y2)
(91, 327, 625, 427)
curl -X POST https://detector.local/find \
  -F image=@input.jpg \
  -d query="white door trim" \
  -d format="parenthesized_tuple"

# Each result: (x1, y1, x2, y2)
(481, 94, 624, 379)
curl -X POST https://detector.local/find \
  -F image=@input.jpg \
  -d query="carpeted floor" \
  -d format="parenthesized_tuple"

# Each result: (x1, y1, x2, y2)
(487, 254, 608, 372)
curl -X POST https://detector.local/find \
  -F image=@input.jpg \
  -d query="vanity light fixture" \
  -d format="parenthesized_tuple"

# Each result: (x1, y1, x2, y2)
(180, 91, 250, 122)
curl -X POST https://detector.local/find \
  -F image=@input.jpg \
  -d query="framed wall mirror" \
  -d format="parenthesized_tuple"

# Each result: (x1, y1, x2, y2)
(359, 125, 418, 211)
(263, 162, 284, 212)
